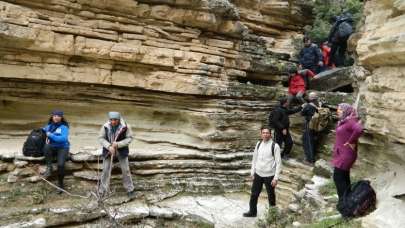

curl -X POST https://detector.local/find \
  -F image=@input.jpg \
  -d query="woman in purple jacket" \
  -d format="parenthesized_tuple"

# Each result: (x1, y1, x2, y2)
(332, 103, 363, 203)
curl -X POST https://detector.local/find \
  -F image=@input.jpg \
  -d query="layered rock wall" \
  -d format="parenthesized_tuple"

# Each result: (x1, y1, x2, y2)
(0, 0, 314, 205)
(355, 1, 405, 227)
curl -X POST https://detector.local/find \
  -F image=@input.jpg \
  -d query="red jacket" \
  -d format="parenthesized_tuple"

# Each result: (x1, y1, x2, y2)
(288, 70, 315, 95)
(321, 45, 331, 66)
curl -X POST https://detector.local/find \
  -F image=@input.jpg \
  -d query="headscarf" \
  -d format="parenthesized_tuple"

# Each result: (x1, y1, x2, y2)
(338, 103, 358, 125)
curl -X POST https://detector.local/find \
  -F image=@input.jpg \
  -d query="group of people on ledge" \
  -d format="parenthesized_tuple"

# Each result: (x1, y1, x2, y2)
(40, 110, 135, 198)
(299, 12, 354, 75)
(243, 12, 360, 217)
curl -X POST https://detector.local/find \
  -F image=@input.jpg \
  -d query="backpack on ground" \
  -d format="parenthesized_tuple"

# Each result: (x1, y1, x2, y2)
(337, 21, 353, 39)
(23, 128, 46, 157)
(255, 140, 276, 157)
(309, 105, 331, 132)
(337, 180, 377, 218)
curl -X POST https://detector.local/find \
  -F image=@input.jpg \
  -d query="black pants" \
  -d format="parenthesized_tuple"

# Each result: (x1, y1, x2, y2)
(330, 38, 348, 67)
(249, 173, 276, 213)
(43, 144, 68, 183)
(302, 123, 318, 163)
(274, 129, 293, 157)
(333, 167, 351, 202)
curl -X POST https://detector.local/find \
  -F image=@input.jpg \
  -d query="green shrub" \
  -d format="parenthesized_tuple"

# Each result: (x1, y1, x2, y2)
(306, 0, 363, 44)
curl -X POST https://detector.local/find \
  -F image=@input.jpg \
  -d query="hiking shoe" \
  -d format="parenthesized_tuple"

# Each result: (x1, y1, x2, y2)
(243, 211, 257, 217)
(127, 190, 136, 199)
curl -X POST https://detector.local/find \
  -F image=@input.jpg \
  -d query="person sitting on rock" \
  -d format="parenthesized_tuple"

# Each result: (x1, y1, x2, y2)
(243, 126, 282, 217)
(98, 111, 135, 198)
(42, 110, 70, 194)
(299, 36, 323, 74)
(287, 65, 316, 106)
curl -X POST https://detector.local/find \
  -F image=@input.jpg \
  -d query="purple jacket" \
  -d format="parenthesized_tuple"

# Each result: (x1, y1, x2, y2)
(331, 118, 363, 171)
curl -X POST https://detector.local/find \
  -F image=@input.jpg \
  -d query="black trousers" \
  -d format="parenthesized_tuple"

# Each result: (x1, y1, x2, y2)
(249, 173, 276, 213)
(330, 38, 348, 67)
(274, 129, 293, 157)
(43, 144, 68, 183)
(302, 123, 318, 163)
(333, 167, 351, 202)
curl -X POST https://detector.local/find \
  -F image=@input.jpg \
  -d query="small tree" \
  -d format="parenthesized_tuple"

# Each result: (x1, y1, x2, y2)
(306, 0, 363, 44)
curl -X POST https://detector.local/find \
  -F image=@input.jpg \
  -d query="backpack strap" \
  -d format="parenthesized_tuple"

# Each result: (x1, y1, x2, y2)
(256, 140, 276, 157)
(255, 140, 262, 152)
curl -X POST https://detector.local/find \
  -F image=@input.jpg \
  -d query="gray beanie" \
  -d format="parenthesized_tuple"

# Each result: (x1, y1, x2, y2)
(108, 111, 121, 120)
(308, 92, 318, 101)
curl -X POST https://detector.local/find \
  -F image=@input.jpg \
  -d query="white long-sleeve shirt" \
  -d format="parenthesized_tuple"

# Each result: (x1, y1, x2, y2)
(250, 139, 282, 180)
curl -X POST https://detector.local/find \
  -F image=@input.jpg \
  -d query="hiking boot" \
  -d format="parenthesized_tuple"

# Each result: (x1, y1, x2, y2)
(127, 190, 136, 199)
(42, 165, 53, 178)
(243, 211, 257, 217)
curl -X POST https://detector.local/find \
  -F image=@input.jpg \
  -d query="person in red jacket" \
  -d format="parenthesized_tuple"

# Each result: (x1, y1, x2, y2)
(321, 42, 331, 67)
(287, 65, 316, 106)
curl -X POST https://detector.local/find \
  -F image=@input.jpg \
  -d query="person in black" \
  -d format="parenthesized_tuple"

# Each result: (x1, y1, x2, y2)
(301, 92, 320, 164)
(269, 97, 302, 160)
(299, 36, 323, 74)
(328, 13, 354, 67)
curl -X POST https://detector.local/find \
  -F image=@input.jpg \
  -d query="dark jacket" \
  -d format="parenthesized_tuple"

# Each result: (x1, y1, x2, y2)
(98, 118, 133, 158)
(43, 122, 70, 149)
(270, 105, 302, 131)
(328, 16, 354, 43)
(301, 101, 320, 122)
(299, 44, 323, 70)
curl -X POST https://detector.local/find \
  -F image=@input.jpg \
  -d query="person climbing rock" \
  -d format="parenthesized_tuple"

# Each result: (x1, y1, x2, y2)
(331, 103, 363, 204)
(328, 13, 354, 67)
(42, 110, 70, 194)
(287, 65, 316, 106)
(243, 127, 282, 217)
(98, 112, 135, 199)
(269, 97, 302, 160)
(299, 36, 323, 74)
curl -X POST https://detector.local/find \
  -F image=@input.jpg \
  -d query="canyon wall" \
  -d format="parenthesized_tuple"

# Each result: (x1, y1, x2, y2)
(0, 0, 317, 206)
(355, 0, 405, 227)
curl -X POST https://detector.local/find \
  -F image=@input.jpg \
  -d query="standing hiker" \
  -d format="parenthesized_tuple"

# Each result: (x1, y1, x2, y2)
(299, 36, 323, 74)
(243, 127, 282, 217)
(301, 92, 330, 165)
(332, 103, 363, 204)
(42, 110, 70, 194)
(328, 13, 354, 67)
(269, 97, 302, 160)
(98, 112, 135, 198)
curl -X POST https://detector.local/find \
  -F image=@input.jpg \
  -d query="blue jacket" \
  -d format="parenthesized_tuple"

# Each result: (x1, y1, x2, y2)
(43, 122, 70, 149)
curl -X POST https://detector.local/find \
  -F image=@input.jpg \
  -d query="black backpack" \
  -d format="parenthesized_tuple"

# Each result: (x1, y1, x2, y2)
(255, 140, 276, 157)
(23, 128, 46, 157)
(337, 21, 353, 39)
(337, 180, 377, 218)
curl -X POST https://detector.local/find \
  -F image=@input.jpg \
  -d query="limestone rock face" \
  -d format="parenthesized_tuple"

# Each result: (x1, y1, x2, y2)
(356, 0, 405, 161)
(355, 1, 405, 227)
(0, 0, 315, 208)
